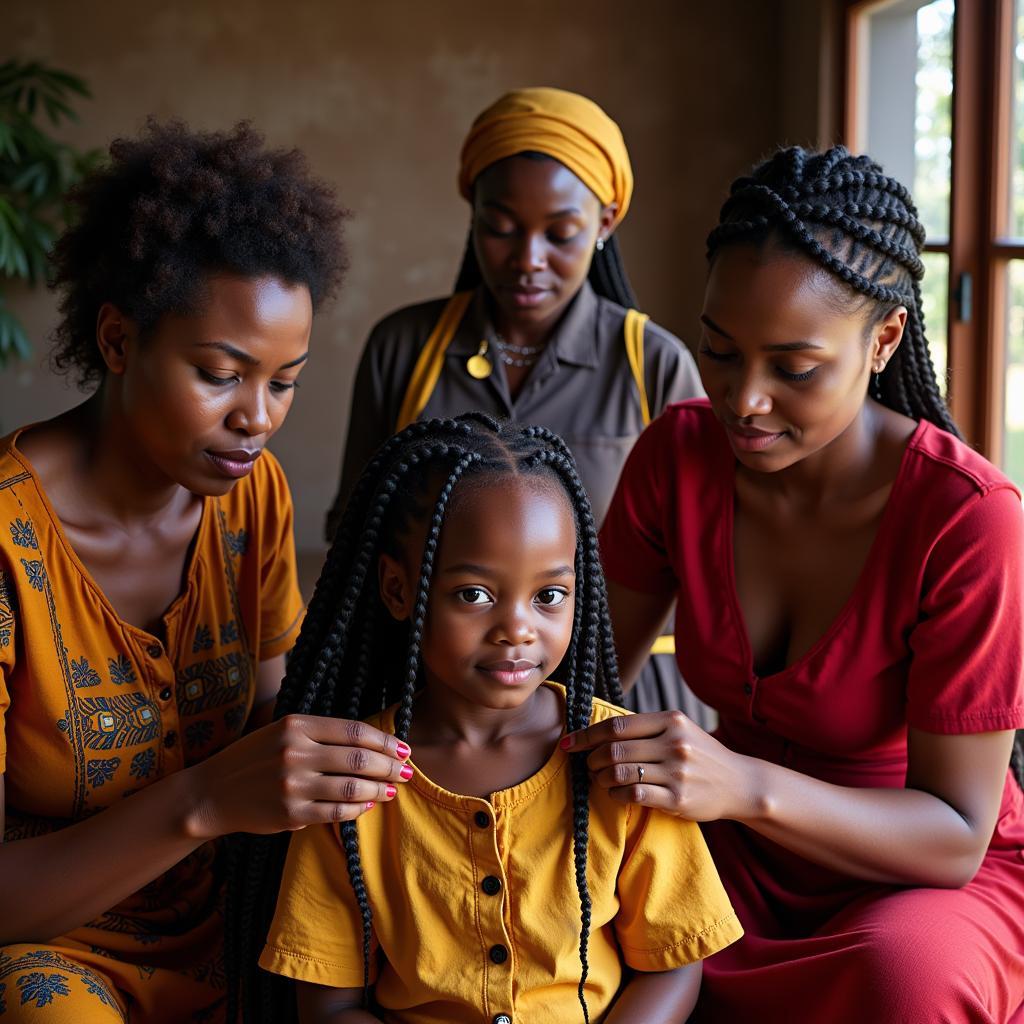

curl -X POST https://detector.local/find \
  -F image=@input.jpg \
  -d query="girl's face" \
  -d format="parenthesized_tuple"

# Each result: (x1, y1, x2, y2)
(472, 155, 616, 332)
(698, 243, 906, 473)
(380, 474, 578, 712)
(99, 273, 312, 496)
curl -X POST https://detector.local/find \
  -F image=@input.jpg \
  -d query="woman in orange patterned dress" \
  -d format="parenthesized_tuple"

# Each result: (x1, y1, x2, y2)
(0, 121, 413, 1023)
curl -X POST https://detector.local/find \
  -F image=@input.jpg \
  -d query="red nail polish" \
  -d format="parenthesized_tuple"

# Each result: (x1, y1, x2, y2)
(385, 785, 397, 798)
(365, 801, 375, 810)
(559, 735, 573, 750)
(395, 741, 411, 759)
(399, 764, 414, 781)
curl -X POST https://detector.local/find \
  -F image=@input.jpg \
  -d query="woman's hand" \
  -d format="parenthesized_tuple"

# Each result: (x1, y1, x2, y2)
(568, 713, 1017, 887)
(563, 710, 757, 822)
(182, 715, 413, 839)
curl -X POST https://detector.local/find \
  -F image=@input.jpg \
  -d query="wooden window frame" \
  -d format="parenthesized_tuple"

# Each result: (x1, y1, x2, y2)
(839, 0, 1015, 462)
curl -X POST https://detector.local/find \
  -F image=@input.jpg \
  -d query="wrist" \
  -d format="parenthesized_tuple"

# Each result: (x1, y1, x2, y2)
(733, 753, 777, 825)
(174, 763, 222, 841)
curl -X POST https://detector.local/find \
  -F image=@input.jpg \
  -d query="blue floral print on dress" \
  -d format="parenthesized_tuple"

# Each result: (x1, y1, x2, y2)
(86, 757, 121, 788)
(130, 748, 156, 779)
(20, 558, 44, 591)
(17, 971, 70, 1008)
(9, 518, 37, 549)
(193, 624, 213, 653)
(71, 656, 101, 688)
(108, 654, 137, 686)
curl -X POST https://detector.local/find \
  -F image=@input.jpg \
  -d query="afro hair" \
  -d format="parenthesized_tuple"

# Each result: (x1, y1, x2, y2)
(49, 119, 349, 387)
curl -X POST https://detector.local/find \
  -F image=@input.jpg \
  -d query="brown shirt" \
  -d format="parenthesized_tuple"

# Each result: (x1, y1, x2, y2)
(328, 282, 703, 537)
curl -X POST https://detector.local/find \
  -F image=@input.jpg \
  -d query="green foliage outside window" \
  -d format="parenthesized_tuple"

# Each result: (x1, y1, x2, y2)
(0, 59, 102, 368)
(914, 1, 953, 395)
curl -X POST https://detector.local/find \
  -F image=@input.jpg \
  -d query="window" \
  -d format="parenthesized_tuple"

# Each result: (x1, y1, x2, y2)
(851, 0, 953, 391)
(844, 0, 1024, 486)
(1005, 0, 1024, 481)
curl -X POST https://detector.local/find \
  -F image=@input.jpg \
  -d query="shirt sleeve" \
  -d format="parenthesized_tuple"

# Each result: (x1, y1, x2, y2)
(906, 485, 1024, 733)
(257, 453, 305, 661)
(599, 412, 679, 596)
(614, 805, 743, 970)
(325, 327, 396, 543)
(0, 559, 14, 773)
(260, 822, 380, 988)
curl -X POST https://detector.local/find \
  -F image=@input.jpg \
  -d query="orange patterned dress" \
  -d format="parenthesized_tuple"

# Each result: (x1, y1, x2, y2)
(0, 429, 304, 1022)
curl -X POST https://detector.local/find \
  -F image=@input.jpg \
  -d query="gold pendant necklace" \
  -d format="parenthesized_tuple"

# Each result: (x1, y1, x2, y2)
(466, 339, 493, 379)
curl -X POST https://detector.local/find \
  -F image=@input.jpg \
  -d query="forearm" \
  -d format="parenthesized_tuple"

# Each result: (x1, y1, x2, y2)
(314, 1010, 381, 1024)
(605, 581, 673, 692)
(604, 963, 702, 1023)
(0, 769, 206, 943)
(296, 981, 382, 1022)
(742, 757, 988, 887)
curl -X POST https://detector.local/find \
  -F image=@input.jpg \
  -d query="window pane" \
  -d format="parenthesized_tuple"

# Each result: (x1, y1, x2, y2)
(862, 0, 953, 241)
(1009, 0, 1024, 237)
(1006, 261, 1024, 487)
(920, 251, 949, 395)
(914, 0, 954, 240)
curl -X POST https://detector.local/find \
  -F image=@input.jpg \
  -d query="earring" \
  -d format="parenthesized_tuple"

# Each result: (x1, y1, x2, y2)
(595, 237, 605, 252)
(871, 361, 886, 399)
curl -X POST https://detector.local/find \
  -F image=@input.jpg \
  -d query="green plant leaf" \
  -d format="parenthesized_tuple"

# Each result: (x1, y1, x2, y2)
(44, 67, 90, 90)
(0, 305, 32, 366)
(9, 162, 48, 198)
(0, 122, 18, 161)
(0, 58, 100, 359)
(42, 93, 74, 126)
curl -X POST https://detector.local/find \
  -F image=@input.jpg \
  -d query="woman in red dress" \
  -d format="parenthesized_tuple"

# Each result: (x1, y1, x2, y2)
(565, 147, 1024, 1022)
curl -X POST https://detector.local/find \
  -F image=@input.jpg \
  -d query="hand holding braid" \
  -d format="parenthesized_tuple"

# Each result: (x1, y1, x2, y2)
(706, 145, 958, 437)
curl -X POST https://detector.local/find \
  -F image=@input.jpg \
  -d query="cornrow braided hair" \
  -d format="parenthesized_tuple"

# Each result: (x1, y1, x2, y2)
(454, 150, 638, 308)
(706, 145, 959, 438)
(225, 413, 624, 1023)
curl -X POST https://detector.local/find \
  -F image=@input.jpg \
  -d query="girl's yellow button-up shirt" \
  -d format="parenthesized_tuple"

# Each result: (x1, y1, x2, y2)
(261, 683, 742, 1024)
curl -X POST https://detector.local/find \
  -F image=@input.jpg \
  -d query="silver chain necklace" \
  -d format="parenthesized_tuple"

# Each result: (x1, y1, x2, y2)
(496, 350, 538, 367)
(494, 334, 544, 356)
(494, 333, 543, 367)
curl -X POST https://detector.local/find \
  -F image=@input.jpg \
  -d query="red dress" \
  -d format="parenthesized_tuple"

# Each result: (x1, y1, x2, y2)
(600, 400, 1024, 1024)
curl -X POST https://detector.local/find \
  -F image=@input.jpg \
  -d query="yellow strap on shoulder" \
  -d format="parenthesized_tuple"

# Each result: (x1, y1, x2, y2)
(650, 635, 676, 656)
(394, 291, 474, 433)
(624, 309, 651, 427)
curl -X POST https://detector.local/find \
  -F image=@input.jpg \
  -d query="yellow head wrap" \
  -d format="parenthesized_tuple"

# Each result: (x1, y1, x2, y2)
(458, 87, 633, 230)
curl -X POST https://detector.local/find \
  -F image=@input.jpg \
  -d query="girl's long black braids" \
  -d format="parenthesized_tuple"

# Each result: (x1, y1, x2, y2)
(706, 145, 959, 438)
(225, 413, 624, 1023)
(706, 146, 1024, 787)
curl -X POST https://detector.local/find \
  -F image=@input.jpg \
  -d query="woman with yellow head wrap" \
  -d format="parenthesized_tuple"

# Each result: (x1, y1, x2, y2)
(326, 87, 708, 721)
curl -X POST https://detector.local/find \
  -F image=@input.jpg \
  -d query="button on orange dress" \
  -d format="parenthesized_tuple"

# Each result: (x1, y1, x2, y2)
(0, 429, 304, 1023)
(600, 400, 1024, 1024)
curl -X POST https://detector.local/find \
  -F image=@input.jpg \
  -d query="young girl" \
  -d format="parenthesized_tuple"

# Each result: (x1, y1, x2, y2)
(230, 414, 741, 1023)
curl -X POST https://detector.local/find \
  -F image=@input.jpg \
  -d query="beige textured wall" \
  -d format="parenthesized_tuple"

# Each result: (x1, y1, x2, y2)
(3, 0, 824, 555)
